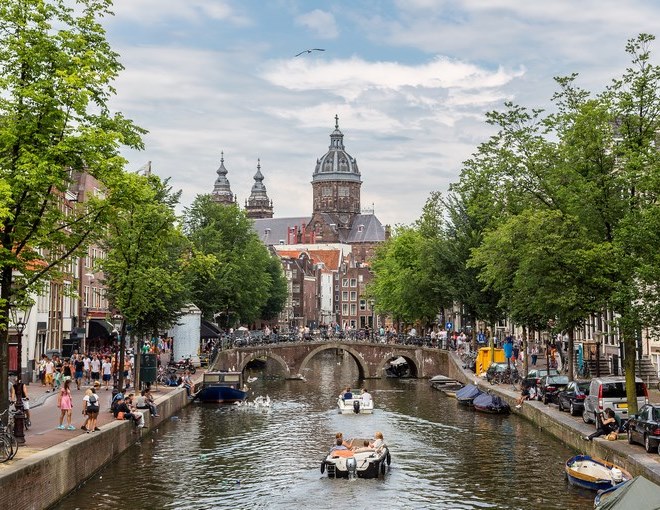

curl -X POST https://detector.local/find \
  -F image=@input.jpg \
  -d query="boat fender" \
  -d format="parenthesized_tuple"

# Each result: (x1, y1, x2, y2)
(386, 450, 391, 466)
(353, 400, 360, 414)
(380, 461, 386, 476)
(320, 461, 325, 474)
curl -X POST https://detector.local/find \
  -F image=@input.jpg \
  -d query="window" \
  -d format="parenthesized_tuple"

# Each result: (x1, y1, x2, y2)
(360, 299, 366, 310)
(322, 186, 331, 197)
(342, 304, 349, 315)
(342, 291, 348, 301)
(338, 186, 349, 197)
(342, 278, 349, 287)
(350, 304, 357, 315)
(350, 291, 357, 301)
(358, 275, 363, 283)
(292, 284, 300, 294)
(350, 278, 357, 287)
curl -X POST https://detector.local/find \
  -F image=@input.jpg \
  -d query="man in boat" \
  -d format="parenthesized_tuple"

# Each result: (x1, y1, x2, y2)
(361, 388, 372, 405)
(334, 432, 352, 449)
(330, 438, 349, 453)
(340, 387, 353, 400)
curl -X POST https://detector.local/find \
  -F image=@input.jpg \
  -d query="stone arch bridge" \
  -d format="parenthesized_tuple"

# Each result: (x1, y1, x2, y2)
(212, 341, 450, 379)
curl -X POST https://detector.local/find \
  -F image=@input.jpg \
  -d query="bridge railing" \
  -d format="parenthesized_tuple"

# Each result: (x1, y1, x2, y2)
(209, 331, 473, 352)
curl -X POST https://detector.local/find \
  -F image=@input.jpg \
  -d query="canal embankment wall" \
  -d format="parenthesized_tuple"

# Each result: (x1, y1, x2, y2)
(446, 352, 660, 485)
(0, 386, 192, 510)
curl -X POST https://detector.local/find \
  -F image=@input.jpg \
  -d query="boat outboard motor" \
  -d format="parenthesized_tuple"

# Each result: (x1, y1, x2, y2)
(346, 456, 358, 480)
(610, 467, 623, 484)
(353, 400, 360, 414)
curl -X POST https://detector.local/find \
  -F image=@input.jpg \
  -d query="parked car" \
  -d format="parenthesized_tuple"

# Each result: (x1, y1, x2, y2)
(523, 368, 560, 389)
(627, 404, 660, 453)
(583, 376, 649, 425)
(557, 381, 590, 416)
(486, 362, 519, 383)
(538, 375, 570, 405)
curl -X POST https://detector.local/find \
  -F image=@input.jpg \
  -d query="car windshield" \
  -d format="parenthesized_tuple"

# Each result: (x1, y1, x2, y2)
(601, 382, 646, 398)
(653, 408, 660, 421)
(577, 382, 590, 392)
(546, 376, 569, 385)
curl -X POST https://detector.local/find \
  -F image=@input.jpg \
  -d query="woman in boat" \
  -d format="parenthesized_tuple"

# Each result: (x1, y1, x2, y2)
(335, 432, 352, 449)
(583, 408, 617, 441)
(369, 431, 385, 451)
(361, 388, 372, 405)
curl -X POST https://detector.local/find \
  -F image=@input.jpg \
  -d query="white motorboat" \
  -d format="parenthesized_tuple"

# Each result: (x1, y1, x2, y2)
(321, 439, 390, 479)
(337, 396, 374, 414)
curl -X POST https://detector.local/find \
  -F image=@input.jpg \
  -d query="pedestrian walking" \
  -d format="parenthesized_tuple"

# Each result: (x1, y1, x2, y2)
(57, 379, 75, 430)
(531, 345, 538, 366)
(102, 356, 112, 390)
(82, 386, 100, 433)
(45, 356, 54, 392)
(90, 354, 101, 384)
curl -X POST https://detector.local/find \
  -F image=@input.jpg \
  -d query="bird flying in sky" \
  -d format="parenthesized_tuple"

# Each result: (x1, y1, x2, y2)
(295, 48, 325, 57)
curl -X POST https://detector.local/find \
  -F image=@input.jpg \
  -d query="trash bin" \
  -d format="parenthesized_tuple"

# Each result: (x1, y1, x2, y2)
(140, 353, 157, 384)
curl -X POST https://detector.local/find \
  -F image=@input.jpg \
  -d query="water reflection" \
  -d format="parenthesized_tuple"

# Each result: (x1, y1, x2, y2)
(56, 351, 593, 510)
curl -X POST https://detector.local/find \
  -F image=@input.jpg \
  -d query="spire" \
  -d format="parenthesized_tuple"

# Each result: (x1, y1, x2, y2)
(212, 150, 235, 205)
(245, 159, 273, 219)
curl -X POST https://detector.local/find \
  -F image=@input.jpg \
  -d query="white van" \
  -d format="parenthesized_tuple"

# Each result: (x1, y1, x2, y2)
(583, 376, 649, 424)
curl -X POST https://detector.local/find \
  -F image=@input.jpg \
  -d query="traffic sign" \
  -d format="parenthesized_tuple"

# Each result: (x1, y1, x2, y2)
(445, 322, 453, 330)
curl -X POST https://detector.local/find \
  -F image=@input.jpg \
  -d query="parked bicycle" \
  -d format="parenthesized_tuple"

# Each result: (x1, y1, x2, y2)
(0, 408, 18, 462)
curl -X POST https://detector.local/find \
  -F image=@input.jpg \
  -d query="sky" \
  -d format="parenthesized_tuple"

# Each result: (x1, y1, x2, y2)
(102, 0, 660, 227)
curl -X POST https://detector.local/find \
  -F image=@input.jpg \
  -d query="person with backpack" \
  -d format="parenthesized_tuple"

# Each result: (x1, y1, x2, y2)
(82, 387, 100, 433)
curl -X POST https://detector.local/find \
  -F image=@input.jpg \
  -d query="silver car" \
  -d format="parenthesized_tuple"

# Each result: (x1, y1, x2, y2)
(582, 376, 648, 424)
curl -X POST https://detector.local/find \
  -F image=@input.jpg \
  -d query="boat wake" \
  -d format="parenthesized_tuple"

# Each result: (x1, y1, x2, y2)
(234, 395, 272, 410)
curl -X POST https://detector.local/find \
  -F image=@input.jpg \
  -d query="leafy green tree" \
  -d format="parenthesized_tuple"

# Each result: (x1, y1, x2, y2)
(101, 174, 188, 391)
(183, 195, 276, 326)
(0, 0, 144, 410)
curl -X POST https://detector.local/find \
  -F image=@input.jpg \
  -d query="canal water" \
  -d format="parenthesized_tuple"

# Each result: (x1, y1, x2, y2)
(55, 351, 594, 510)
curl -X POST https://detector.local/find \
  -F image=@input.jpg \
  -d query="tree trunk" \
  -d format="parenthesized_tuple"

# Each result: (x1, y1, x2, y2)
(522, 326, 528, 377)
(117, 322, 127, 392)
(567, 328, 574, 381)
(0, 265, 13, 423)
(623, 329, 638, 415)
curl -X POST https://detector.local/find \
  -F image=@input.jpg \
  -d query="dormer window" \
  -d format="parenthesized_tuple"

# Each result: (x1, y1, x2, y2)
(357, 225, 364, 233)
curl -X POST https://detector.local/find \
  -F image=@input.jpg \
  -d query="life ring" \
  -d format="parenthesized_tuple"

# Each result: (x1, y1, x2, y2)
(386, 450, 391, 466)
(320, 461, 325, 474)
(380, 461, 386, 476)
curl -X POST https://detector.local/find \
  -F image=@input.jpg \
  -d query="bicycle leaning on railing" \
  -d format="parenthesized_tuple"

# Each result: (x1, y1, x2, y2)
(0, 407, 19, 462)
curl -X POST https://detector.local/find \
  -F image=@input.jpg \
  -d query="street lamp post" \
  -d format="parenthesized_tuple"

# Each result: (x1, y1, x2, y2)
(13, 318, 27, 445)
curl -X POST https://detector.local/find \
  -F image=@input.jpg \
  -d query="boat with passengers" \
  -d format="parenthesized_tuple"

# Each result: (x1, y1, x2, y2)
(194, 370, 247, 403)
(321, 437, 390, 479)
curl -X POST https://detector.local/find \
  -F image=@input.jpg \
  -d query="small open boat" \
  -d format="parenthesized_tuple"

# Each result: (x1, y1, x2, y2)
(455, 384, 483, 406)
(565, 455, 631, 491)
(321, 439, 390, 479)
(194, 371, 247, 403)
(430, 375, 463, 391)
(472, 392, 510, 414)
(337, 397, 374, 414)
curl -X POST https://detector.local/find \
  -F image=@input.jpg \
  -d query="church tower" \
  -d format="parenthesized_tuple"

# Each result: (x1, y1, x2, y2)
(211, 151, 236, 205)
(309, 116, 362, 239)
(245, 159, 274, 219)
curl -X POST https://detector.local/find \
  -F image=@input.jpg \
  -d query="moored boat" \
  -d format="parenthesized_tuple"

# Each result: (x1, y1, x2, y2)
(194, 371, 247, 403)
(472, 392, 511, 414)
(565, 455, 631, 492)
(321, 439, 390, 479)
(430, 375, 463, 391)
(337, 397, 374, 414)
(594, 475, 660, 509)
(456, 384, 483, 406)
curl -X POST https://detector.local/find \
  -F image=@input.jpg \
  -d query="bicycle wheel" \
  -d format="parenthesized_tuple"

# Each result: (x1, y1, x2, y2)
(0, 435, 12, 462)
(7, 433, 17, 460)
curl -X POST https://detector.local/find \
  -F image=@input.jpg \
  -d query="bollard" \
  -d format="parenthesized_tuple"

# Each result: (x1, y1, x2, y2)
(12, 401, 26, 445)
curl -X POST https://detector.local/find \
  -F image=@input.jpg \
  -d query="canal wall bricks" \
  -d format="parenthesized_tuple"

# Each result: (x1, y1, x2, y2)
(0, 386, 192, 510)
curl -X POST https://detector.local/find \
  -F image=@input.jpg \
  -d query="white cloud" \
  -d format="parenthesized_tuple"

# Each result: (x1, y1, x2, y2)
(295, 9, 338, 39)
(110, 0, 251, 25)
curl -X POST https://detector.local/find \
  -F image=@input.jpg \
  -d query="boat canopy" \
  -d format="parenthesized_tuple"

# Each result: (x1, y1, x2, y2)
(456, 384, 482, 400)
(596, 476, 660, 510)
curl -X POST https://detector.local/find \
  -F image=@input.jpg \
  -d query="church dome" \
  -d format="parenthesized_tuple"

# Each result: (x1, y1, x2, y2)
(312, 115, 361, 184)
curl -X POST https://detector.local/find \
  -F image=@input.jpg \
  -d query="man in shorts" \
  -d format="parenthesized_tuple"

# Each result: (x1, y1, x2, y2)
(90, 354, 101, 384)
(73, 354, 84, 390)
(44, 356, 54, 392)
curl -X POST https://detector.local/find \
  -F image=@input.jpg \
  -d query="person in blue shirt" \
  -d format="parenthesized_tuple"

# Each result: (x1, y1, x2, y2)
(340, 387, 353, 400)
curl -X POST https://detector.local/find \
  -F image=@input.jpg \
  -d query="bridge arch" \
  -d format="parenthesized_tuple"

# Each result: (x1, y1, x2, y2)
(376, 352, 419, 378)
(237, 351, 291, 378)
(298, 343, 370, 379)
